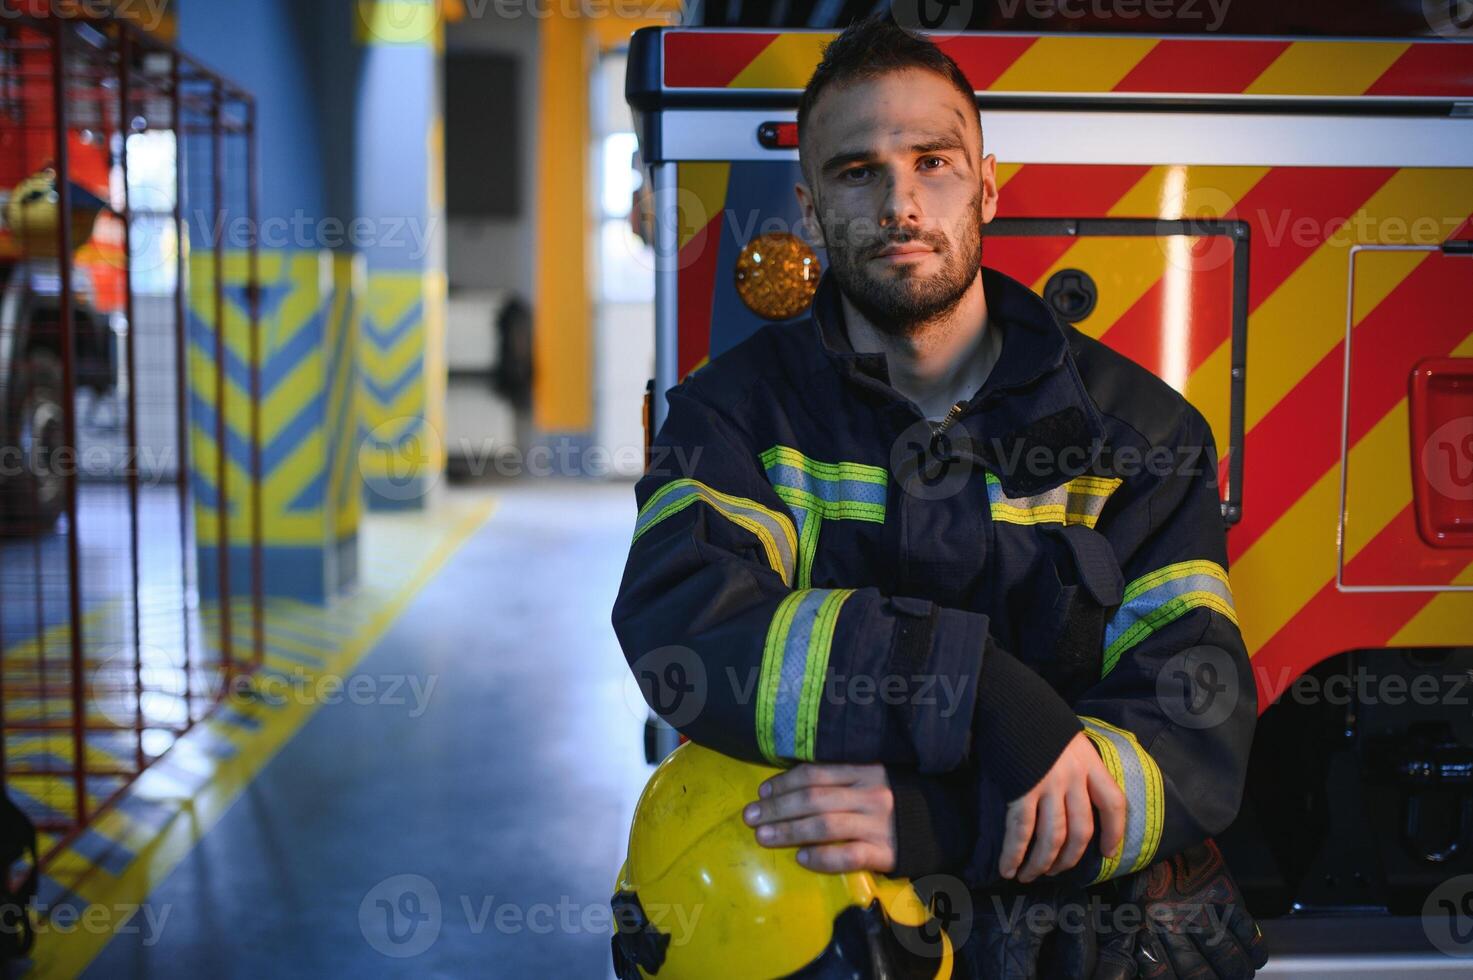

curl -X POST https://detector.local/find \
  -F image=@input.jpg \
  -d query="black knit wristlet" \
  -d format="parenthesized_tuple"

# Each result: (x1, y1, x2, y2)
(886, 766, 975, 879)
(972, 640, 1083, 800)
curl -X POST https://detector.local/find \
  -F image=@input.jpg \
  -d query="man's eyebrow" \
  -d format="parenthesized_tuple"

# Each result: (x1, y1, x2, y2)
(819, 127, 971, 177)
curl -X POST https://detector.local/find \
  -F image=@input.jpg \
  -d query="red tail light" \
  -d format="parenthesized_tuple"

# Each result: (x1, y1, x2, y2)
(1409, 357, 1473, 548)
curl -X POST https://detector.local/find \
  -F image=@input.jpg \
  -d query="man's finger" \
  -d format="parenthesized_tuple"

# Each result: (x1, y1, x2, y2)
(1087, 765, 1127, 860)
(1018, 791, 1066, 883)
(999, 796, 1037, 879)
(744, 785, 863, 825)
(798, 841, 893, 874)
(753, 811, 870, 848)
(758, 763, 860, 799)
(1046, 781, 1094, 875)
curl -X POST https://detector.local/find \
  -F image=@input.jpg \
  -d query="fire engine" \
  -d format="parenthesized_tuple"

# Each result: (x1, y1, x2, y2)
(626, 24, 1473, 973)
(0, 22, 122, 534)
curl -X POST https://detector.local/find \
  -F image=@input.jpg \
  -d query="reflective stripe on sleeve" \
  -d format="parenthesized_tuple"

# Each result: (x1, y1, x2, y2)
(1103, 559, 1238, 676)
(632, 478, 798, 587)
(1081, 715, 1165, 882)
(757, 588, 856, 763)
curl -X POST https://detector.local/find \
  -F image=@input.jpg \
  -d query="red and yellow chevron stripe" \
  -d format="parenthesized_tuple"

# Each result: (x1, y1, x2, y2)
(660, 30, 1473, 99)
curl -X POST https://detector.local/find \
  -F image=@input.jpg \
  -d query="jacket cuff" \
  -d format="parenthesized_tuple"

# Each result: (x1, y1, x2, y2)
(973, 639, 1082, 800)
(883, 602, 986, 774)
(887, 767, 976, 880)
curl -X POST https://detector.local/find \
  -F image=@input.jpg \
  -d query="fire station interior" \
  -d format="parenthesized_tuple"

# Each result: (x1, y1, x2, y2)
(0, 1, 1471, 978)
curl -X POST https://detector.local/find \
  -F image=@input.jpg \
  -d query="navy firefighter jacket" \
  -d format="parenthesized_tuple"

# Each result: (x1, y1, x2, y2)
(611, 264, 1257, 889)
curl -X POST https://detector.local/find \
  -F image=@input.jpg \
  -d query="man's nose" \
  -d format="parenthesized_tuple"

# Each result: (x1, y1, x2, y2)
(877, 170, 924, 231)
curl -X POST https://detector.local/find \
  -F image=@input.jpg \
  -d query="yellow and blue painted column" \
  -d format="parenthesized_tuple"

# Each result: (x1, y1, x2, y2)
(188, 249, 363, 602)
(178, 0, 370, 602)
(354, 0, 448, 510)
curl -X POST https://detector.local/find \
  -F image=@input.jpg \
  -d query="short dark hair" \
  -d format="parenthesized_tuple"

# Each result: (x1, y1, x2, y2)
(796, 14, 979, 167)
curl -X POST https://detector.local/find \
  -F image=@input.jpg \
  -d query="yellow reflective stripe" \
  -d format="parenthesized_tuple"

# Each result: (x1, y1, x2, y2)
(1082, 716, 1166, 880)
(772, 485, 886, 522)
(795, 589, 854, 761)
(1083, 727, 1125, 883)
(795, 505, 822, 590)
(757, 591, 807, 763)
(1121, 558, 1231, 604)
(762, 446, 888, 589)
(757, 589, 855, 764)
(633, 478, 798, 587)
(986, 472, 1123, 529)
(1104, 560, 1238, 676)
(759, 445, 888, 485)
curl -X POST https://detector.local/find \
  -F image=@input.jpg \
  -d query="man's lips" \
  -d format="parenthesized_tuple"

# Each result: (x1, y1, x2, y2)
(871, 242, 935, 263)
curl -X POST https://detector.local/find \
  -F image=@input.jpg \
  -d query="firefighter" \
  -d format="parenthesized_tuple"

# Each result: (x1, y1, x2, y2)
(612, 14, 1268, 978)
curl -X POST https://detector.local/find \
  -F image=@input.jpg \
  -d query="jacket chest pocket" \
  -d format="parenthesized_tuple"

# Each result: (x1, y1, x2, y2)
(985, 470, 1125, 696)
(1036, 523, 1124, 700)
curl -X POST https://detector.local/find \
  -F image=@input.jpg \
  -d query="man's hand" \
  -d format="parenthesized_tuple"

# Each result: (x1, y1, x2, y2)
(1000, 730, 1126, 883)
(742, 763, 896, 874)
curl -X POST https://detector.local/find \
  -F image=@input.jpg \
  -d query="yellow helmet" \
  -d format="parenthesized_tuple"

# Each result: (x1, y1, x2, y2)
(611, 742, 955, 979)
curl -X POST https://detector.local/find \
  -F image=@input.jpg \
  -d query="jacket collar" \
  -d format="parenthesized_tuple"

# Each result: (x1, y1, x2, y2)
(810, 264, 1070, 398)
(808, 264, 1108, 496)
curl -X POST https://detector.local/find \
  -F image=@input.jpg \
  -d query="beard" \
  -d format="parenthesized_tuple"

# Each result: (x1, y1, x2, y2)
(819, 189, 985, 337)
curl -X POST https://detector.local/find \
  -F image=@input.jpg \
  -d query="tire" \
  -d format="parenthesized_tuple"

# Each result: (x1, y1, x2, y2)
(1, 349, 66, 535)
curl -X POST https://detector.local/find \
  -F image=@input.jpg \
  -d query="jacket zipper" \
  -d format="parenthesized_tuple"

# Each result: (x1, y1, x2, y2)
(931, 399, 967, 437)
(927, 399, 969, 462)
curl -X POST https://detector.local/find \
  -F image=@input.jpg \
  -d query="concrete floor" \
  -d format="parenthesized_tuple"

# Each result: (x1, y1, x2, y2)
(82, 481, 648, 978)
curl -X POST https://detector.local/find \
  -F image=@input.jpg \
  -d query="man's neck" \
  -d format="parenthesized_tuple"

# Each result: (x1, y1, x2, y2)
(841, 272, 999, 420)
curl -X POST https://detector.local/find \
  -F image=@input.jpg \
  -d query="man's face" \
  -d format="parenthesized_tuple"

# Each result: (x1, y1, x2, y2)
(796, 68, 998, 335)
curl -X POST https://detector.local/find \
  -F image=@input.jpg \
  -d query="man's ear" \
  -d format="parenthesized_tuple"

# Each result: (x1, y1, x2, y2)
(794, 180, 825, 248)
(979, 152, 1000, 225)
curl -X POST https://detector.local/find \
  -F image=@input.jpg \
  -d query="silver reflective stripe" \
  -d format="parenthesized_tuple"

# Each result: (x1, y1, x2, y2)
(633, 478, 797, 586)
(770, 591, 828, 760)
(1082, 716, 1164, 879)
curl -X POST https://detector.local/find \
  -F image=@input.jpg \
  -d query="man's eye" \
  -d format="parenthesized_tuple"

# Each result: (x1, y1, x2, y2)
(841, 167, 871, 181)
(920, 156, 947, 170)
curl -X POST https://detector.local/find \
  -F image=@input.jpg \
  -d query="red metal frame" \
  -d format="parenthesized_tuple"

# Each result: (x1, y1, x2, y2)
(0, 6, 263, 876)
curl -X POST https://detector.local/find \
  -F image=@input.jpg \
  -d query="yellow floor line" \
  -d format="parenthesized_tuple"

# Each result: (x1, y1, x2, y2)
(22, 496, 498, 979)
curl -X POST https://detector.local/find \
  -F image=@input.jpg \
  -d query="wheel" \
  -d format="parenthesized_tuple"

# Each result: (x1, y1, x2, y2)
(1, 349, 67, 535)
